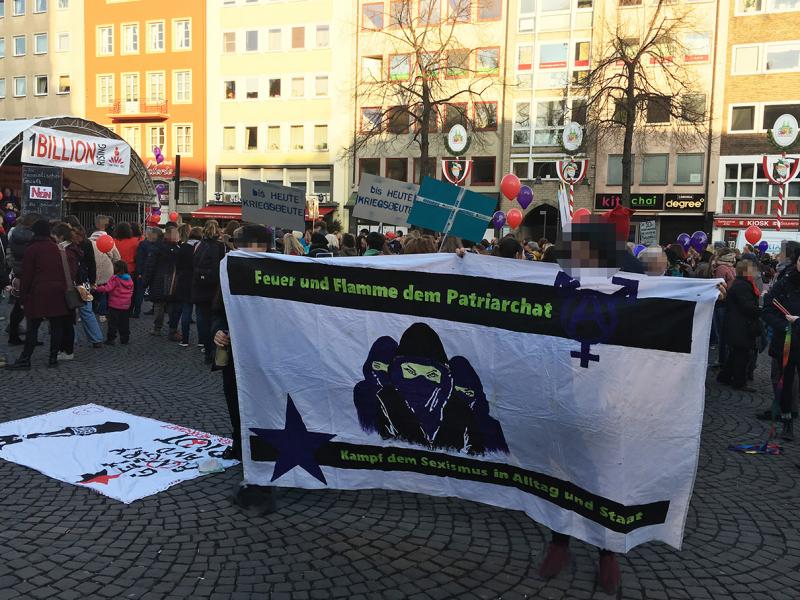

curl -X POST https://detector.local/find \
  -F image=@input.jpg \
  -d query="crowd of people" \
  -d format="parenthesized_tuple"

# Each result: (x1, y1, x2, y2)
(2, 209, 799, 596)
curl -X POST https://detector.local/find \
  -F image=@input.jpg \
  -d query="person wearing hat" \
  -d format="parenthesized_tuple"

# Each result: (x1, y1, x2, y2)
(8, 220, 77, 370)
(307, 232, 331, 258)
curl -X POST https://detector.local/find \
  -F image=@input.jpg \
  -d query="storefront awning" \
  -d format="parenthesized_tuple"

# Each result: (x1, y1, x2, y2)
(191, 205, 336, 221)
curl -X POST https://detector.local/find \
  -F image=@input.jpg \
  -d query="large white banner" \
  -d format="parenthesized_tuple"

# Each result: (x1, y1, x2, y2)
(222, 253, 717, 552)
(22, 126, 132, 175)
(0, 404, 237, 503)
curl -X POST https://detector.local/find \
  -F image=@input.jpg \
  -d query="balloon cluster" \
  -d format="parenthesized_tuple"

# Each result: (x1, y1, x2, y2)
(676, 231, 708, 253)
(490, 174, 535, 230)
(153, 146, 165, 165)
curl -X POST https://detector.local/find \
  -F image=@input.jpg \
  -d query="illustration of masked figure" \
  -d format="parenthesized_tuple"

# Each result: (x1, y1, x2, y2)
(353, 336, 399, 433)
(449, 356, 509, 454)
(376, 323, 482, 453)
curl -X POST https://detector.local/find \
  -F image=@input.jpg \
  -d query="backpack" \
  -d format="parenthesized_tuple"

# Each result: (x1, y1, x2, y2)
(193, 240, 220, 289)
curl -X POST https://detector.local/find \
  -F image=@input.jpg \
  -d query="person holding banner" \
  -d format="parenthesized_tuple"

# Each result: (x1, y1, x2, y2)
(212, 225, 274, 513)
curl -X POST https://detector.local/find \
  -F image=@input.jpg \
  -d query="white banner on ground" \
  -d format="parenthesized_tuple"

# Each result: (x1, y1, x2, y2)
(22, 126, 132, 175)
(0, 404, 237, 503)
(222, 252, 717, 552)
(353, 173, 417, 226)
(240, 179, 306, 231)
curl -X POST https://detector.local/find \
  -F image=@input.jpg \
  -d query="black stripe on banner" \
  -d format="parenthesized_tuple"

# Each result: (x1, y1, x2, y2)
(249, 436, 670, 534)
(227, 257, 695, 354)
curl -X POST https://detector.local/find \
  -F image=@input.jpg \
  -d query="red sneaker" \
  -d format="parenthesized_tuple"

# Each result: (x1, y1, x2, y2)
(539, 542, 570, 579)
(598, 552, 621, 594)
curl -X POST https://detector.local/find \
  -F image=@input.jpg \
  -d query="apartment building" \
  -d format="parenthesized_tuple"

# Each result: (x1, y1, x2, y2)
(713, 0, 800, 245)
(503, 0, 594, 242)
(204, 0, 352, 223)
(592, 0, 722, 245)
(350, 0, 506, 232)
(0, 0, 85, 119)
(84, 0, 207, 214)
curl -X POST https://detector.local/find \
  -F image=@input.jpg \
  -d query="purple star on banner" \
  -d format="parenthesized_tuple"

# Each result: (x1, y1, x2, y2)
(250, 395, 336, 484)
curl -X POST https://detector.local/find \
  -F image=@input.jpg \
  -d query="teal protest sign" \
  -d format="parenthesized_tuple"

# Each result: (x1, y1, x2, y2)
(406, 177, 495, 243)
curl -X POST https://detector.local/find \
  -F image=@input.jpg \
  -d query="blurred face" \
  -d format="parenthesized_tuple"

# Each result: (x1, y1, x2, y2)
(642, 250, 669, 276)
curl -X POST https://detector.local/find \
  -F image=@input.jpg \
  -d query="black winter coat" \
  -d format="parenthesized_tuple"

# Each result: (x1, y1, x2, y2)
(7, 226, 33, 276)
(763, 270, 800, 359)
(175, 241, 199, 303)
(143, 241, 180, 302)
(190, 238, 225, 305)
(724, 276, 761, 349)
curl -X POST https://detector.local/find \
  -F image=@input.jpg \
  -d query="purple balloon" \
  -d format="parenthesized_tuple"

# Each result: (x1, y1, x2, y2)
(633, 244, 645, 257)
(5, 211, 16, 225)
(153, 146, 161, 157)
(676, 233, 691, 251)
(758, 240, 769, 253)
(517, 186, 534, 210)
(156, 154, 165, 165)
(492, 210, 507, 229)
(155, 183, 167, 195)
(690, 230, 708, 252)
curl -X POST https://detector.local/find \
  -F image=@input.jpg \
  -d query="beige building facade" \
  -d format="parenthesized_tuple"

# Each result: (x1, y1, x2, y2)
(0, 0, 85, 119)
(205, 0, 354, 224)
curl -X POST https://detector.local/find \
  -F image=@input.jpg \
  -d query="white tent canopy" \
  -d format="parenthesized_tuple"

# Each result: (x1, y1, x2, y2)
(0, 116, 154, 204)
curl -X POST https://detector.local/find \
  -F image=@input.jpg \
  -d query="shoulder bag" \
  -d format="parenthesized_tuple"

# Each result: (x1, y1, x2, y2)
(59, 246, 84, 311)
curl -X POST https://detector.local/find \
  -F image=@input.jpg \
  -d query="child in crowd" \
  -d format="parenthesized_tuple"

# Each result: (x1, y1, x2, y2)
(94, 260, 134, 345)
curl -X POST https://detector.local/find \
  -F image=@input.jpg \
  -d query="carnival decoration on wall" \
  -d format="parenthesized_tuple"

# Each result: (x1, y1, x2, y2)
(556, 157, 589, 219)
(442, 124, 472, 185)
(765, 114, 800, 231)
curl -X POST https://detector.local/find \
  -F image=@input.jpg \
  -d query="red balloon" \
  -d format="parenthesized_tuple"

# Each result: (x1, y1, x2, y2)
(500, 174, 522, 201)
(573, 208, 592, 223)
(96, 234, 115, 254)
(744, 225, 762, 245)
(169, 211, 179, 222)
(507, 208, 523, 229)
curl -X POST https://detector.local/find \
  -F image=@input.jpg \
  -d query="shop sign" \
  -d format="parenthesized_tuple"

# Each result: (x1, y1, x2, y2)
(664, 194, 706, 212)
(714, 217, 800, 230)
(594, 193, 664, 211)
(145, 159, 174, 178)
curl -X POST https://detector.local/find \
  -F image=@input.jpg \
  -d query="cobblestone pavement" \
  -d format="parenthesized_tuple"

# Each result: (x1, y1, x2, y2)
(0, 312, 798, 600)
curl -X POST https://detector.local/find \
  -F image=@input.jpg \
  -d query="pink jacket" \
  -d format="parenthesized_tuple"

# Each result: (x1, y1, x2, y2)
(95, 274, 134, 310)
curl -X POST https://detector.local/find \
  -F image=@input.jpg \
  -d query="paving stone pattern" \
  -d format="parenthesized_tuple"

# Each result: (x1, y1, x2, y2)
(0, 314, 798, 600)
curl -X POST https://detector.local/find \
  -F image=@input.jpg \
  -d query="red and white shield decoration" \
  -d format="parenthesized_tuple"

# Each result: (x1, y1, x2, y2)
(442, 159, 472, 185)
(556, 159, 589, 218)
(763, 155, 800, 231)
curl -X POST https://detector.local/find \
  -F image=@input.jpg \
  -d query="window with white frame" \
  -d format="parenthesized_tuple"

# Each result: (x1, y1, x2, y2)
(314, 125, 328, 150)
(268, 28, 281, 51)
(267, 126, 280, 150)
(173, 19, 191, 50)
(513, 102, 531, 145)
(13, 35, 25, 56)
(13, 0, 24, 15)
(516, 44, 533, 88)
(223, 127, 235, 151)
(56, 32, 69, 52)
(122, 125, 141, 153)
(518, 0, 534, 31)
(57, 74, 69, 94)
(34, 32, 47, 54)
(737, 0, 800, 14)
(291, 77, 304, 98)
(538, 42, 569, 88)
(362, 56, 384, 81)
(177, 181, 198, 205)
(174, 124, 192, 154)
(269, 78, 281, 97)
(221, 172, 239, 202)
(766, 41, 800, 71)
(33, 0, 44, 12)
(245, 30, 258, 52)
(98, 26, 113, 55)
(97, 74, 113, 106)
(13, 76, 26, 97)
(315, 75, 328, 97)
(763, 103, 800, 129)
(245, 77, 258, 99)
(223, 31, 236, 53)
(147, 72, 165, 102)
(0, 1, 4, 17)
(174, 70, 191, 102)
(148, 21, 164, 52)
(534, 100, 566, 144)
(245, 126, 258, 150)
(122, 24, 138, 53)
(731, 105, 756, 131)
(122, 73, 139, 102)
(148, 125, 165, 156)
(34, 74, 47, 95)
(0, 79, 5, 99)
(316, 25, 329, 48)
(290, 125, 304, 150)
(721, 160, 800, 216)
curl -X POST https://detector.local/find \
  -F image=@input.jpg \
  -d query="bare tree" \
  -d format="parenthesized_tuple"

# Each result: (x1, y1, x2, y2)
(574, 0, 708, 204)
(348, 0, 504, 182)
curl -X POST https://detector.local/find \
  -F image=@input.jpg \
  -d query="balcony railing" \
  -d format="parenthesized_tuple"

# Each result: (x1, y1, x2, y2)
(108, 100, 169, 122)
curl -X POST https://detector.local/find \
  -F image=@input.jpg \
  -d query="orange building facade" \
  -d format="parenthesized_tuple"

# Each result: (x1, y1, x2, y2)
(84, 0, 207, 214)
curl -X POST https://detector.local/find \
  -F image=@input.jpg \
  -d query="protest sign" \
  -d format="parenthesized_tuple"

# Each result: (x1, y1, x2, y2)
(222, 252, 717, 552)
(407, 177, 495, 243)
(240, 179, 306, 231)
(639, 220, 657, 246)
(0, 404, 237, 503)
(354, 174, 417, 226)
(22, 165, 63, 221)
(23, 126, 131, 175)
